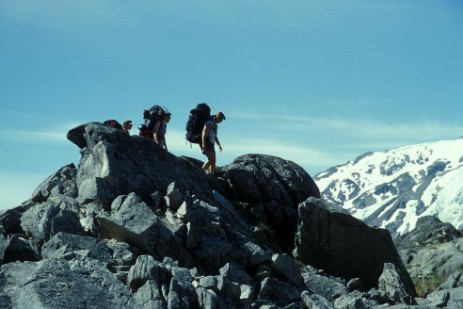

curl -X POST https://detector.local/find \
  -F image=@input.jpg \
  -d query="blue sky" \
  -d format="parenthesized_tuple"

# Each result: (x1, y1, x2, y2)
(1, 0, 462, 210)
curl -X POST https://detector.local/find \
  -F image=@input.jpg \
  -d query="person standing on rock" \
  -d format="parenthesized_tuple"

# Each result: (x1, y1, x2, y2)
(153, 112, 171, 151)
(123, 120, 133, 134)
(201, 112, 225, 175)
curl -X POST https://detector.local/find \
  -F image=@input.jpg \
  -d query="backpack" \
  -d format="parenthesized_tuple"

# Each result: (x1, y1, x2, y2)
(103, 119, 123, 130)
(185, 103, 211, 144)
(139, 105, 168, 139)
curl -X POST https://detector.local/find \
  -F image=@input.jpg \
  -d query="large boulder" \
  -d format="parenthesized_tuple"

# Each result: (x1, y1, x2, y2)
(293, 197, 416, 292)
(222, 154, 320, 251)
(67, 122, 211, 209)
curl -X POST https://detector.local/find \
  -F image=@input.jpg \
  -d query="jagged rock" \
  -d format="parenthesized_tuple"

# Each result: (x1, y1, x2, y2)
(222, 153, 320, 251)
(436, 271, 463, 290)
(396, 216, 461, 250)
(222, 154, 320, 204)
(67, 122, 211, 209)
(31, 163, 78, 203)
(0, 234, 39, 263)
(257, 277, 303, 307)
(346, 278, 363, 292)
(271, 253, 304, 287)
(402, 238, 463, 295)
(219, 262, 253, 285)
(97, 192, 191, 266)
(0, 206, 27, 234)
(127, 255, 199, 308)
(0, 257, 139, 308)
(333, 292, 380, 309)
(378, 263, 416, 305)
(293, 197, 415, 291)
(301, 291, 333, 309)
(21, 203, 84, 243)
(165, 181, 185, 211)
(302, 272, 346, 301)
(422, 287, 463, 308)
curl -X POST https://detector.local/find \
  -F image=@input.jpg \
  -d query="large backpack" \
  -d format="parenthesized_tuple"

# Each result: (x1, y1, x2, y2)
(103, 119, 123, 130)
(185, 103, 211, 144)
(139, 105, 168, 139)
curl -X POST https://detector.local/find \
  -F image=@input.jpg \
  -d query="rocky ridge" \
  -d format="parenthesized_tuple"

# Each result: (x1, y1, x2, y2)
(0, 122, 433, 308)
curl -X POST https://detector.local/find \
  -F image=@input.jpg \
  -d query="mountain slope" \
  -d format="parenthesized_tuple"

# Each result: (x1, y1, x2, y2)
(314, 138, 463, 237)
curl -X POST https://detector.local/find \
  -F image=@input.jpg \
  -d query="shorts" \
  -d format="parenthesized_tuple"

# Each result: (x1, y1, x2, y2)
(202, 139, 215, 154)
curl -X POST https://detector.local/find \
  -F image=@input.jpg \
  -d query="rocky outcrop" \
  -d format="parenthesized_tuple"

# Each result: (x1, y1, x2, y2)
(396, 216, 462, 250)
(0, 122, 419, 308)
(293, 197, 415, 292)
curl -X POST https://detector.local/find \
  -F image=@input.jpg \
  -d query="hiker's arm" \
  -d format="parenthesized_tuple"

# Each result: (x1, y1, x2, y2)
(202, 123, 211, 148)
(153, 122, 161, 144)
(215, 136, 222, 152)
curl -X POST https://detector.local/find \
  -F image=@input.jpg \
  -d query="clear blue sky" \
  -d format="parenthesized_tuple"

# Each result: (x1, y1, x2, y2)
(1, 0, 462, 209)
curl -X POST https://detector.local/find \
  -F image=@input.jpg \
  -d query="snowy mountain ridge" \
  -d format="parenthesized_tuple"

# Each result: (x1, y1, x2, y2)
(314, 137, 463, 237)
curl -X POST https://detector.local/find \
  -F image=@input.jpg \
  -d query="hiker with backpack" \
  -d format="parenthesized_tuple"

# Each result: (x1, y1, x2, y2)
(139, 105, 171, 151)
(153, 112, 171, 151)
(201, 112, 226, 175)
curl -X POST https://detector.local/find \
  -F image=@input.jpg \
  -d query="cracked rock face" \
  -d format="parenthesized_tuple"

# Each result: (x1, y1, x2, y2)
(0, 122, 418, 308)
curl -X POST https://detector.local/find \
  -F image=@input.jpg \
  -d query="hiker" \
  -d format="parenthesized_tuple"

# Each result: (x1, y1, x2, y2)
(153, 112, 171, 151)
(123, 120, 133, 134)
(201, 112, 226, 175)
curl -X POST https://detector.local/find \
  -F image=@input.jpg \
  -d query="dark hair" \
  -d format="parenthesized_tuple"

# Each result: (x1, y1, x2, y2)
(216, 112, 226, 120)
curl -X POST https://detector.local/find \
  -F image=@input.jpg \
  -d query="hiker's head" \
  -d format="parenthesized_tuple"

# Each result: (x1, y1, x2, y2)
(163, 112, 171, 123)
(215, 112, 226, 123)
(123, 120, 133, 130)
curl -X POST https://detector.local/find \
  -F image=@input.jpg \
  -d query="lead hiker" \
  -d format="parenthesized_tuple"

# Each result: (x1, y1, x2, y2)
(201, 112, 226, 175)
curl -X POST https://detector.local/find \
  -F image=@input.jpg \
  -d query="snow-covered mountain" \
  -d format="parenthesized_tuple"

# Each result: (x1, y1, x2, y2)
(314, 138, 463, 237)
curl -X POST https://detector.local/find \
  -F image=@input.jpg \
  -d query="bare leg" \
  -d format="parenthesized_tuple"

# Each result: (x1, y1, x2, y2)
(202, 151, 216, 174)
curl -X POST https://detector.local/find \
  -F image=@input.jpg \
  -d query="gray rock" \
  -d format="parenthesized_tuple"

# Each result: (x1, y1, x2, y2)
(423, 289, 451, 307)
(396, 216, 461, 250)
(67, 122, 211, 209)
(42, 232, 102, 259)
(303, 273, 346, 301)
(301, 291, 334, 309)
(0, 206, 26, 234)
(258, 277, 302, 307)
(196, 287, 219, 309)
(378, 263, 416, 305)
(347, 278, 364, 292)
(0, 257, 138, 309)
(294, 197, 415, 291)
(132, 280, 165, 308)
(436, 271, 463, 290)
(21, 203, 83, 242)
(271, 253, 304, 287)
(244, 241, 272, 266)
(165, 181, 184, 212)
(402, 238, 463, 294)
(97, 192, 191, 265)
(31, 163, 78, 203)
(0, 234, 39, 263)
(219, 262, 253, 285)
(222, 153, 320, 251)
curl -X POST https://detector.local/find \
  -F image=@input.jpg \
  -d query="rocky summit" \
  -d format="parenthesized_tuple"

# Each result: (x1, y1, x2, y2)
(0, 122, 420, 308)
